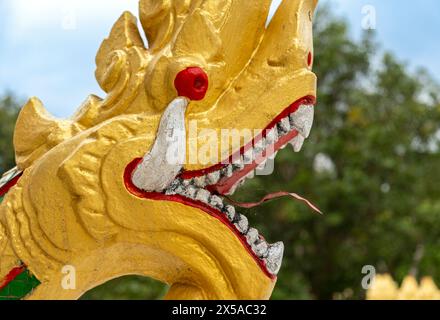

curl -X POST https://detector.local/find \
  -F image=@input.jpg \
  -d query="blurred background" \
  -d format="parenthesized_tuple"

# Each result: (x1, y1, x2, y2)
(0, 0, 439, 299)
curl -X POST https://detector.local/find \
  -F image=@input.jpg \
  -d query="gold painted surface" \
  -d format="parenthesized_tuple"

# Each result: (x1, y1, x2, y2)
(1, 0, 318, 299)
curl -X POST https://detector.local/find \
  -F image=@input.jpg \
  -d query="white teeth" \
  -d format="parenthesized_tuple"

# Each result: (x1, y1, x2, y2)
(209, 195, 224, 210)
(253, 138, 266, 157)
(266, 128, 278, 145)
(222, 165, 234, 178)
(277, 117, 290, 136)
(165, 179, 183, 195)
(184, 185, 198, 199)
(289, 105, 314, 138)
(289, 134, 305, 152)
(194, 176, 207, 188)
(195, 189, 210, 203)
(243, 149, 254, 164)
(246, 227, 259, 245)
(234, 214, 249, 234)
(207, 171, 221, 185)
(252, 240, 269, 258)
(264, 242, 284, 275)
(224, 205, 237, 222)
(233, 161, 245, 171)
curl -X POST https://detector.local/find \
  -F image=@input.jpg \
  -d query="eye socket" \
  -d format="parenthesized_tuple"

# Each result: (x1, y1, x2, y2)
(174, 67, 209, 101)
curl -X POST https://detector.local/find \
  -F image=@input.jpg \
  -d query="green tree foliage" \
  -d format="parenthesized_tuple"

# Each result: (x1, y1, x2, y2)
(0, 93, 20, 173)
(1, 6, 439, 300)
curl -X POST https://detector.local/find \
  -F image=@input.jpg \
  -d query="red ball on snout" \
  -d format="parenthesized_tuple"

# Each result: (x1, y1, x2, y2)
(174, 67, 209, 101)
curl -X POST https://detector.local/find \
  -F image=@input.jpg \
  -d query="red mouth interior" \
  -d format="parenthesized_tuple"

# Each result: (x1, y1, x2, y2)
(123, 96, 316, 279)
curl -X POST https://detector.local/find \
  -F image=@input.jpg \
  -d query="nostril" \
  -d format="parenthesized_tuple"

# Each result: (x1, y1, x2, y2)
(174, 67, 209, 101)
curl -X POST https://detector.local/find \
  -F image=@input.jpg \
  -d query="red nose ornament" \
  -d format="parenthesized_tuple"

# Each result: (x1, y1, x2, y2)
(174, 67, 209, 101)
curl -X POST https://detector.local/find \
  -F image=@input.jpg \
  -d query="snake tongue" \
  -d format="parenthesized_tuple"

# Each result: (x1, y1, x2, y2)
(225, 191, 322, 215)
(132, 97, 188, 192)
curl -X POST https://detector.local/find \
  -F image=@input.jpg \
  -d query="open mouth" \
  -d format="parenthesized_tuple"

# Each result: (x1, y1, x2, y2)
(125, 96, 316, 279)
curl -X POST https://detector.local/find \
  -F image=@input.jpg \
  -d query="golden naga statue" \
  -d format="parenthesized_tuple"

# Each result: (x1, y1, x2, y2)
(0, 0, 318, 300)
(367, 274, 440, 300)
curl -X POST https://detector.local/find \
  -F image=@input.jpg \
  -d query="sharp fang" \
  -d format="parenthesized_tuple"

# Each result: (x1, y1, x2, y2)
(132, 97, 188, 192)
(264, 242, 284, 275)
(289, 134, 305, 152)
(289, 105, 314, 138)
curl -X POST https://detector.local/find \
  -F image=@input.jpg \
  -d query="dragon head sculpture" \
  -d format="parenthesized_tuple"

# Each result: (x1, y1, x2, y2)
(0, 0, 318, 300)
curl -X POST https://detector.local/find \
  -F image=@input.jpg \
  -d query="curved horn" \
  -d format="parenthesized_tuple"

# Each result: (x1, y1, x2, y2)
(132, 97, 188, 192)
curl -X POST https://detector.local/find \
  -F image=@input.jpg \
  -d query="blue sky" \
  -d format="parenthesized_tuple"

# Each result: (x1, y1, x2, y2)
(0, 0, 439, 118)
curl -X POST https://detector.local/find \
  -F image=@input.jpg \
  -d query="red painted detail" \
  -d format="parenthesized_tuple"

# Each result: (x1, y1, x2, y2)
(307, 52, 313, 67)
(123, 158, 276, 280)
(0, 266, 25, 291)
(0, 173, 22, 197)
(174, 67, 209, 101)
(180, 95, 316, 181)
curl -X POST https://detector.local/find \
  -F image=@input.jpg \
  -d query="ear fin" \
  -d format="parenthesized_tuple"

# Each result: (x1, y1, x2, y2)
(14, 98, 81, 169)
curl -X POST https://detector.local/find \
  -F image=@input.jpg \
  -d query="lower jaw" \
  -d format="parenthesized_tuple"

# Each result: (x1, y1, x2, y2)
(124, 157, 276, 280)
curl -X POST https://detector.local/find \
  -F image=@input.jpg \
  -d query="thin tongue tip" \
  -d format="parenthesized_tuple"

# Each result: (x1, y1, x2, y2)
(225, 191, 323, 215)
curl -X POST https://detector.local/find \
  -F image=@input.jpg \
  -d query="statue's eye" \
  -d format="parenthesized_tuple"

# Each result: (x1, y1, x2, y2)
(307, 52, 313, 68)
(174, 67, 209, 101)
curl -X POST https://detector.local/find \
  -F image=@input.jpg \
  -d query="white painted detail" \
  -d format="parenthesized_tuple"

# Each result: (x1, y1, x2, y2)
(289, 105, 314, 138)
(132, 97, 188, 192)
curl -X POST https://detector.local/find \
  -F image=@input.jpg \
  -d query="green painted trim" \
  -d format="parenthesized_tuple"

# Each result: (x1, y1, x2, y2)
(0, 268, 41, 300)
